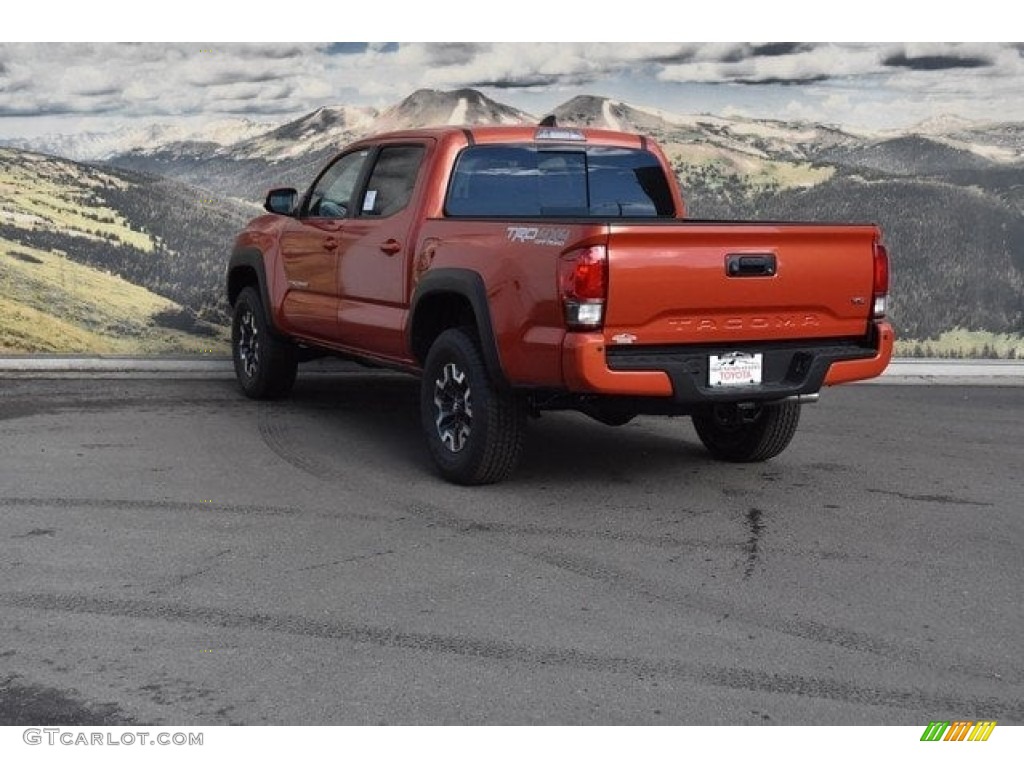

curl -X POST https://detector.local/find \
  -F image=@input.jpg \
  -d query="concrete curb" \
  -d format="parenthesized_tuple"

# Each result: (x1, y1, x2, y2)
(0, 356, 362, 377)
(871, 360, 1024, 385)
(0, 356, 235, 373)
(0, 356, 1022, 385)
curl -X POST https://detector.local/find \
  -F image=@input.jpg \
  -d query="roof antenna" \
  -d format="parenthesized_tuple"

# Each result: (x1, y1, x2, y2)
(538, 115, 557, 127)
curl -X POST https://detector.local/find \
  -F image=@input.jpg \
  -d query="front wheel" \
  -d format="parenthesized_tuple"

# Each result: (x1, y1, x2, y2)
(420, 328, 526, 485)
(231, 286, 297, 400)
(692, 401, 801, 462)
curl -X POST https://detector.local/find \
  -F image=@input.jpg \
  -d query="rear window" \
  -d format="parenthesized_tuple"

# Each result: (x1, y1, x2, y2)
(445, 145, 675, 218)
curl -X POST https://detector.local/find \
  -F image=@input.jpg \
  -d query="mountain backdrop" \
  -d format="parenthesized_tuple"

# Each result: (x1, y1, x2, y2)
(1, 88, 1022, 355)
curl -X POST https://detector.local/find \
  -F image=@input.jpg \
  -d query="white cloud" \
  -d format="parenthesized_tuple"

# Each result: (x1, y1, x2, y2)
(0, 42, 1022, 133)
(0, 42, 328, 118)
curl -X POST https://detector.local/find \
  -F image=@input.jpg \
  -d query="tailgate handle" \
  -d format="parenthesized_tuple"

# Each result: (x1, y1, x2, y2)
(727, 254, 776, 277)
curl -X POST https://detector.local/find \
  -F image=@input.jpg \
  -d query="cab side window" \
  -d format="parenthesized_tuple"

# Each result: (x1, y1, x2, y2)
(306, 149, 370, 218)
(358, 145, 425, 218)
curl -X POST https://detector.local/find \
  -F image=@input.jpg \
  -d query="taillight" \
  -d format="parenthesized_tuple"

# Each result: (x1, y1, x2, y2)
(558, 245, 607, 329)
(872, 242, 889, 319)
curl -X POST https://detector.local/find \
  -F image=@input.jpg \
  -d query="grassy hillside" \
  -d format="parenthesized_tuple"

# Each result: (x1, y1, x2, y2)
(0, 149, 154, 251)
(896, 329, 1024, 359)
(0, 236, 225, 353)
(0, 147, 247, 354)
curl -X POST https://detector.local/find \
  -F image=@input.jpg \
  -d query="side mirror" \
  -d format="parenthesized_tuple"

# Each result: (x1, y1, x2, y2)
(264, 187, 298, 215)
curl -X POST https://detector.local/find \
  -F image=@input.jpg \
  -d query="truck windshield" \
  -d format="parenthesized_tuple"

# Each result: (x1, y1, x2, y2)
(445, 145, 675, 218)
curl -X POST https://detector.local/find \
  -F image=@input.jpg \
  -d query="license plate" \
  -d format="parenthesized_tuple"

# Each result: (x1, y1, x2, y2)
(709, 352, 763, 387)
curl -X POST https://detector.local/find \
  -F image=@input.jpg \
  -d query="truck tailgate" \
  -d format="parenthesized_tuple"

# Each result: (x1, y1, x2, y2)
(603, 223, 879, 345)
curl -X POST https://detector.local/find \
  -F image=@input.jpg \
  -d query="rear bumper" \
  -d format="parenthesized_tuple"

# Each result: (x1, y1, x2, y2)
(823, 321, 894, 385)
(562, 335, 674, 396)
(561, 322, 894, 403)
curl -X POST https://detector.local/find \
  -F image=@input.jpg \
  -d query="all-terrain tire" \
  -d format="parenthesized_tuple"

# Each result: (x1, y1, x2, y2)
(692, 401, 801, 462)
(231, 286, 298, 400)
(420, 328, 526, 485)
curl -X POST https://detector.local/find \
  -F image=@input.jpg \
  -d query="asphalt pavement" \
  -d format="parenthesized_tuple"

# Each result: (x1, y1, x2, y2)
(0, 372, 1021, 724)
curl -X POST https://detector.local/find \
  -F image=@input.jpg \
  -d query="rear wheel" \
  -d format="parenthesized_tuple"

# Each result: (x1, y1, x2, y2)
(231, 286, 297, 400)
(421, 328, 526, 485)
(692, 400, 800, 462)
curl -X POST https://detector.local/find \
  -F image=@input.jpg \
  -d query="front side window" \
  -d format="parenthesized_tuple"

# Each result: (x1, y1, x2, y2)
(306, 149, 370, 218)
(445, 145, 675, 218)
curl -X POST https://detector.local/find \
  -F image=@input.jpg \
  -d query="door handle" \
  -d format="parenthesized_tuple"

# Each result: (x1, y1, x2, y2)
(323, 237, 339, 251)
(379, 239, 402, 256)
(726, 253, 776, 277)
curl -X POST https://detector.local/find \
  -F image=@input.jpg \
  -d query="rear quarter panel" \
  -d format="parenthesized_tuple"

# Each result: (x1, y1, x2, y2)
(415, 219, 609, 387)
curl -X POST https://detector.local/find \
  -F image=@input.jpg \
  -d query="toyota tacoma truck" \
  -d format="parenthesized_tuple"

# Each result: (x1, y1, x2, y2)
(226, 124, 893, 484)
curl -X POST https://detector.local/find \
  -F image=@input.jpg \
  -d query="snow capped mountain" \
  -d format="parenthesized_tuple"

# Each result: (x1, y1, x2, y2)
(547, 94, 867, 165)
(212, 89, 532, 163)
(227, 105, 377, 161)
(899, 115, 1023, 163)
(372, 88, 534, 132)
(550, 95, 676, 134)
(544, 94, 873, 151)
(2, 118, 273, 161)
(909, 114, 980, 136)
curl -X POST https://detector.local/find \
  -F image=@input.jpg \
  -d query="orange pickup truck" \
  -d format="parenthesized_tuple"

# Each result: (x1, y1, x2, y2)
(227, 124, 893, 484)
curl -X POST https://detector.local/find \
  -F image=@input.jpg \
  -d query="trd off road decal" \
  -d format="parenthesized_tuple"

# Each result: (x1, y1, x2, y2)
(506, 226, 570, 247)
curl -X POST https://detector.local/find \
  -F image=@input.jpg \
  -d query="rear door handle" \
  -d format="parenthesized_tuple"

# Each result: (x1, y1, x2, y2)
(379, 239, 402, 256)
(323, 237, 339, 251)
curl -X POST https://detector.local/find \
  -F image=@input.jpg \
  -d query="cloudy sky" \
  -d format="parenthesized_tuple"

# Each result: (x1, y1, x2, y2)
(2, 41, 1022, 138)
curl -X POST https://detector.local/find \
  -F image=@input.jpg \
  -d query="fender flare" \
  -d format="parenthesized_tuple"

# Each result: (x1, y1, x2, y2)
(408, 268, 507, 387)
(226, 247, 280, 335)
